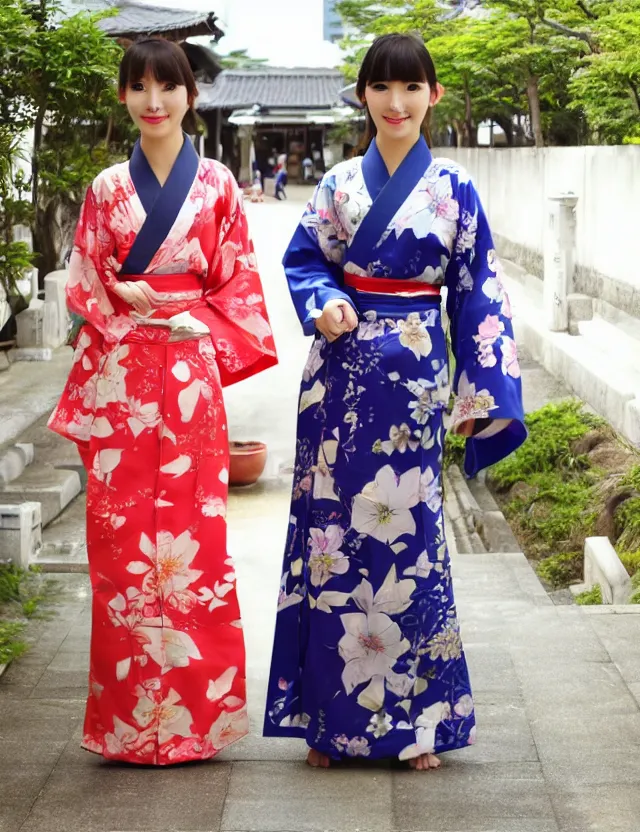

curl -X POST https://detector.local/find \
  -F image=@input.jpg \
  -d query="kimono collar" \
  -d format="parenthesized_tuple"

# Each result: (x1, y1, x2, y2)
(346, 136, 433, 271)
(129, 132, 198, 215)
(121, 133, 200, 276)
(361, 136, 433, 203)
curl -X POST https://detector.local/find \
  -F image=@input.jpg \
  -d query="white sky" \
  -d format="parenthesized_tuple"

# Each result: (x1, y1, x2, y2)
(142, 0, 344, 67)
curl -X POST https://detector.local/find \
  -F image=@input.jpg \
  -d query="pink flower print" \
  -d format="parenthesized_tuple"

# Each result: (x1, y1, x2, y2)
(478, 345, 497, 368)
(476, 314, 504, 346)
(501, 336, 521, 379)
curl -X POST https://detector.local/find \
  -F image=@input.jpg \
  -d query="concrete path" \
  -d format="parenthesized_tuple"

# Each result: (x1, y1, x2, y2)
(2, 187, 640, 832)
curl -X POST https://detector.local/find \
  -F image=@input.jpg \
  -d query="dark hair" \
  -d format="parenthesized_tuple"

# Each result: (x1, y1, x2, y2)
(119, 37, 198, 106)
(356, 33, 438, 150)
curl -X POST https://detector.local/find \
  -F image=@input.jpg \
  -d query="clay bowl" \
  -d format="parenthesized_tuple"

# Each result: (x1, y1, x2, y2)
(229, 441, 268, 487)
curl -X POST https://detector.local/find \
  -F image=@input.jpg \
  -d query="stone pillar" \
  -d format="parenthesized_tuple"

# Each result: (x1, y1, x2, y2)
(0, 502, 42, 569)
(238, 127, 253, 186)
(543, 193, 578, 332)
(43, 269, 70, 348)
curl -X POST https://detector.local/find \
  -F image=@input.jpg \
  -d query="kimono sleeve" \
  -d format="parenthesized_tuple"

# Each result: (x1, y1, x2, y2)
(445, 177, 527, 478)
(65, 179, 135, 344)
(283, 173, 356, 336)
(191, 177, 277, 388)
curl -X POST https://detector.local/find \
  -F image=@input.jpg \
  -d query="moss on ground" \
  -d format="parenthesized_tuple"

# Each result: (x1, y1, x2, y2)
(483, 400, 640, 597)
(0, 563, 55, 666)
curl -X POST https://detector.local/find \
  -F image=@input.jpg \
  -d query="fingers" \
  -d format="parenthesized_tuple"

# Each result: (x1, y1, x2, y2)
(339, 302, 359, 331)
(112, 281, 152, 315)
(315, 300, 359, 341)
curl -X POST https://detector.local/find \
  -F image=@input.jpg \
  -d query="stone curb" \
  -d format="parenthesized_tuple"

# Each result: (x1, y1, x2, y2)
(571, 536, 634, 605)
(502, 264, 640, 448)
(445, 465, 485, 554)
(445, 463, 527, 557)
(0, 443, 35, 486)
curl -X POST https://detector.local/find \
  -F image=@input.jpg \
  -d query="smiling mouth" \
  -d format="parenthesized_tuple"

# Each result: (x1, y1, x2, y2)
(383, 116, 409, 125)
(141, 115, 168, 124)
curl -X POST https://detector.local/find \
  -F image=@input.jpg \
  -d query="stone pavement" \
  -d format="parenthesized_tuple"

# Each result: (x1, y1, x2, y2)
(2, 186, 640, 832)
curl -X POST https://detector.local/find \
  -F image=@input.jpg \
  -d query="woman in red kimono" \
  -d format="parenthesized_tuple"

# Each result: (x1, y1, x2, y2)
(48, 38, 277, 765)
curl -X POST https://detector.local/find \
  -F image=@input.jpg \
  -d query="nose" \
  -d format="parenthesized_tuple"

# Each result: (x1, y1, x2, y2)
(389, 92, 403, 113)
(147, 89, 161, 112)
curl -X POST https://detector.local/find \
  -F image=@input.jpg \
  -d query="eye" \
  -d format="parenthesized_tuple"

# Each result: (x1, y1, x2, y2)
(164, 83, 177, 92)
(371, 83, 388, 91)
(130, 82, 144, 92)
(407, 83, 422, 91)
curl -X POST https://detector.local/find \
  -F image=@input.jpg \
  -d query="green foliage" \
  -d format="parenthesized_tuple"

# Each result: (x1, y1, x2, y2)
(615, 497, 640, 552)
(630, 569, 640, 604)
(0, 0, 132, 281)
(0, 562, 53, 666)
(0, 562, 46, 616)
(215, 48, 269, 69)
(484, 399, 637, 589)
(622, 464, 640, 492)
(536, 551, 583, 588)
(444, 431, 465, 470)
(0, 622, 27, 665)
(335, 0, 640, 145)
(575, 583, 603, 605)
(490, 400, 601, 489)
(619, 550, 640, 576)
(512, 473, 597, 547)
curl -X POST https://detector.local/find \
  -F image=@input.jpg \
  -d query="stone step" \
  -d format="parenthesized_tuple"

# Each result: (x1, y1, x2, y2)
(0, 465, 81, 527)
(35, 493, 87, 572)
(0, 442, 34, 486)
(503, 271, 640, 445)
(578, 317, 640, 388)
(15, 413, 86, 489)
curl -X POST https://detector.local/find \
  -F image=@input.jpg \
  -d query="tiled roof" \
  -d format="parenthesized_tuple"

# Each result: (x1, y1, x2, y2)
(197, 68, 346, 111)
(60, 1, 223, 39)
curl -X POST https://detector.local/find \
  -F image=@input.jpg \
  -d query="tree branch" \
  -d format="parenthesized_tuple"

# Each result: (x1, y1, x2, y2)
(576, 1, 597, 21)
(539, 16, 598, 52)
(629, 81, 640, 115)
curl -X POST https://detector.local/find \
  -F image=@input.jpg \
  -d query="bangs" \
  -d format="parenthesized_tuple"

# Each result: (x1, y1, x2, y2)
(119, 39, 195, 93)
(366, 38, 429, 84)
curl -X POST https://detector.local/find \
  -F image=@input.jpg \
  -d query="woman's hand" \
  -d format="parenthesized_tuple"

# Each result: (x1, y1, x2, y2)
(315, 299, 358, 342)
(111, 280, 153, 316)
(167, 311, 210, 342)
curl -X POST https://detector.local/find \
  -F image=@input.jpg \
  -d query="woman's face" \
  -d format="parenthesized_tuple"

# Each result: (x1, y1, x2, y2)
(123, 74, 189, 140)
(364, 79, 443, 143)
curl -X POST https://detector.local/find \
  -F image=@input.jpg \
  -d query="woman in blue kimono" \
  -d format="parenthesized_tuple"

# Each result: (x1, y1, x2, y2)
(264, 33, 526, 770)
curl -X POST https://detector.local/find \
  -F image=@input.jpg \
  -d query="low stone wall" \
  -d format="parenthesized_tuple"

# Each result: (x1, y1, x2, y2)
(433, 146, 640, 317)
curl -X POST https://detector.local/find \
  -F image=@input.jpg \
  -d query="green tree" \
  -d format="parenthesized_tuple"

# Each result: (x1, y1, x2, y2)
(27, 0, 132, 279)
(212, 47, 269, 70)
(0, 0, 35, 312)
(335, 0, 640, 145)
(0, 0, 131, 286)
(539, 0, 640, 142)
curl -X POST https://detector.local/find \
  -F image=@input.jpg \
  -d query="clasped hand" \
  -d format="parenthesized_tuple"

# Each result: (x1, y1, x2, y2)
(314, 299, 358, 342)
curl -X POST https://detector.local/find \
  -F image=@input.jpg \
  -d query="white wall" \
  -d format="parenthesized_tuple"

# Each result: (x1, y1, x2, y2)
(434, 146, 640, 294)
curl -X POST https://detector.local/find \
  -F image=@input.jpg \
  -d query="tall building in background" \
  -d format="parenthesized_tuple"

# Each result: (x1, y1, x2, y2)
(323, 0, 344, 43)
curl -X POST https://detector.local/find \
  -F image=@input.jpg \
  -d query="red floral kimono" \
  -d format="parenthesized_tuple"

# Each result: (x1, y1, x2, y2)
(48, 138, 277, 765)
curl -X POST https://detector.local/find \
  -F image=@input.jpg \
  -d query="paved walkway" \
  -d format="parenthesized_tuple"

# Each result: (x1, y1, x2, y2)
(2, 188, 640, 832)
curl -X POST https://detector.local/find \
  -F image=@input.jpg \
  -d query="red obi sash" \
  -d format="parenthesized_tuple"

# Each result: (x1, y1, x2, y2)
(122, 273, 202, 292)
(344, 272, 441, 296)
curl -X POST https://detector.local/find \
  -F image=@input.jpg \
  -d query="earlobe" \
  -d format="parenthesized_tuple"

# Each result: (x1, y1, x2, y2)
(432, 82, 445, 105)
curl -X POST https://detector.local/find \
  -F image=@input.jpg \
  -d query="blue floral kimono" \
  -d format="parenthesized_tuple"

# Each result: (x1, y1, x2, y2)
(263, 137, 526, 761)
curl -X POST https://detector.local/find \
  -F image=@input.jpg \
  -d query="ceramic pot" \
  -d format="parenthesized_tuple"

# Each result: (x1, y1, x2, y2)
(229, 441, 267, 486)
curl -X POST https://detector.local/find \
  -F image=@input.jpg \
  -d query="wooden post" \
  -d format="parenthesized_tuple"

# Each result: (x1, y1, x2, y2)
(543, 193, 578, 332)
(214, 108, 222, 161)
